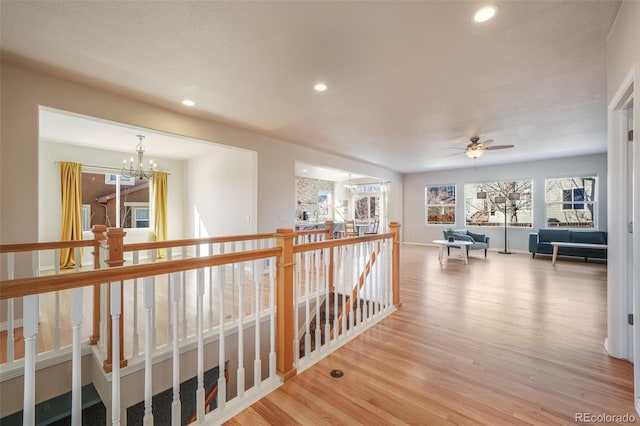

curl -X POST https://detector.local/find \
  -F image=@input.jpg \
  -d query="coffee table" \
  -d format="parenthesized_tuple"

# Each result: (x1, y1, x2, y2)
(550, 241, 608, 265)
(433, 239, 474, 265)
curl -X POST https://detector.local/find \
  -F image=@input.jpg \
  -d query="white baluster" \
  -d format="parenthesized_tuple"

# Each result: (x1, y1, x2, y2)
(150, 250, 157, 348)
(231, 251, 236, 322)
(100, 283, 108, 353)
(268, 257, 276, 378)
(364, 242, 370, 319)
(71, 286, 83, 426)
(23, 293, 39, 426)
(182, 247, 187, 339)
(110, 281, 121, 426)
(370, 242, 377, 319)
(171, 265, 181, 425)
(253, 260, 261, 389)
(249, 246, 255, 317)
(342, 246, 348, 338)
(236, 262, 245, 398)
(314, 250, 321, 352)
(304, 253, 310, 357)
(383, 240, 389, 311)
(6, 252, 15, 364)
(217, 265, 227, 411)
(387, 239, 393, 310)
(143, 276, 154, 426)
(167, 248, 172, 343)
(54, 250, 61, 350)
(293, 253, 301, 363)
(324, 248, 331, 347)
(196, 266, 205, 422)
(333, 248, 339, 343)
(209, 243, 214, 329)
(132, 251, 140, 358)
(100, 246, 108, 353)
(355, 243, 361, 327)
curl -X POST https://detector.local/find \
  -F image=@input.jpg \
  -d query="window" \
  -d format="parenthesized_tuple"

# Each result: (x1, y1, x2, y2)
(545, 177, 596, 228)
(105, 173, 134, 185)
(81, 204, 91, 232)
(355, 184, 381, 224)
(425, 185, 456, 225)
(133, 207, 150, 228)
(465, 179, 533, 227)
(82, 172, 151, 229)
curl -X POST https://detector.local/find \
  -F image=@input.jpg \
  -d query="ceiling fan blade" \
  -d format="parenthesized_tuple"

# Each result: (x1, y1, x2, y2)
(485, 144, 514, 150)
(446, 151, 465, 157)
(482, 139, 495, 146)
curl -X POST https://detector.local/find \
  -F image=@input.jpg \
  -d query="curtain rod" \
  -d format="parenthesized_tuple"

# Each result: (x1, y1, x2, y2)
(54, 161, 171, 175)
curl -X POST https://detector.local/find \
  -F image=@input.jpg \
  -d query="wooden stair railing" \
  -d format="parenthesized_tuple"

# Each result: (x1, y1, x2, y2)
(331, 241, 382, 339)
(186, 369, 229, 425)
(299, 240, 383, 356)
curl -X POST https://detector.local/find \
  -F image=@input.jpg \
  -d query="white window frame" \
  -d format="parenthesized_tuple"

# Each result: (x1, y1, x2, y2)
(81, 204, 91, 232)
(425, 185, 456, 225)
(105, 173, 134, 185)
(124, 202, 151, 229)
(544, 176, 597, 228)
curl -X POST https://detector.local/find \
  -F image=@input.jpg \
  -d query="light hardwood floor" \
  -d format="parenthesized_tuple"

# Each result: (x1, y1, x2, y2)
(226, 244, 635, 425)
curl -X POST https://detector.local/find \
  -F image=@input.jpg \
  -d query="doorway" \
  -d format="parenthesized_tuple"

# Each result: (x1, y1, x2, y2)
(608, 65, 638, 412)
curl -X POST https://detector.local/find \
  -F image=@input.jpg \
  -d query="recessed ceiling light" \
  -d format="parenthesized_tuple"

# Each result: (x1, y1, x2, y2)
(474, 5, 498, 23)
(303, 169, 308, 173)
(182, 99, 195, 107)
(314, 82, 328, 92)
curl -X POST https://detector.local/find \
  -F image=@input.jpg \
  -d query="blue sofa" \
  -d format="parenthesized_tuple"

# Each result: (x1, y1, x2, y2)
(442, 229, 490, 257)
(528, 229, 607, 261)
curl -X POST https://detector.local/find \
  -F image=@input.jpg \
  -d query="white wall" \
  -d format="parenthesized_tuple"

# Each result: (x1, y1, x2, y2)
(606, 1, 640, 102)
(402, 154, 607, 252)
(0, 62, 402, 256)
(186, 146, 257, 237)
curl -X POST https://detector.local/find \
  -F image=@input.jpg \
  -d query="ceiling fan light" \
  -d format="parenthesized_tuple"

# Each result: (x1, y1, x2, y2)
(466, 149, 484, 159)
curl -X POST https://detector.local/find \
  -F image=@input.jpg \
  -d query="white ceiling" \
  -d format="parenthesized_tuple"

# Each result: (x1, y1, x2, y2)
(1, 1, 620, 174)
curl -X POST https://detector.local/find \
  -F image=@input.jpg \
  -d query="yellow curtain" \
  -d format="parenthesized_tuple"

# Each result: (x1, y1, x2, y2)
(153, 171, 168, 259)
(60, 162, 83, 269)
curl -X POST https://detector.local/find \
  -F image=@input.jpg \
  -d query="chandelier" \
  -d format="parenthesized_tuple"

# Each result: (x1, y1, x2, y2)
(122, 135, 157, 180)
(345, 173, 358, 192)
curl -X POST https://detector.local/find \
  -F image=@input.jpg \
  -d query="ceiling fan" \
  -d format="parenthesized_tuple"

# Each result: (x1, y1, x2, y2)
(453, 136, 515, 159)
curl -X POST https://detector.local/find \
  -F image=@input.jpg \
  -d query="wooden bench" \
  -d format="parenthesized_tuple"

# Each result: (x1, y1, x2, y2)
(550, 242, 608, 265)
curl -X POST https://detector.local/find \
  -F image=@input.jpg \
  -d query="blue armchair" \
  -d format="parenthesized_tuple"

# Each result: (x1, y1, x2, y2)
(442, 229, 490, 257)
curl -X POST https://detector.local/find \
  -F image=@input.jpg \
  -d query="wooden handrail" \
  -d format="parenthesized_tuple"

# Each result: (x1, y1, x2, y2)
(0, 239, 95, 253)
(123, 233, 276, 252)
(0, 248, 282, 300)
(293, 232, 392, 253)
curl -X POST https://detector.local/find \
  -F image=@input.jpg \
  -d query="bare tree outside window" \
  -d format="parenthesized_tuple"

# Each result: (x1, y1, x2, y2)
(425, 185, 456, 224)
(465, 180, 533, 227)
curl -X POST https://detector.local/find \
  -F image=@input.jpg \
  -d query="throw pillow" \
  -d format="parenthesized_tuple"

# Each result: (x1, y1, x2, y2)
(451, 233, 474, 243)
(468, 231, 486, 243)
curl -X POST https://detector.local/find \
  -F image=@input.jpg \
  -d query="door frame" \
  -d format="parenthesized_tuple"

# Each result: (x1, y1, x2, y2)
(607, 64, 639, 411)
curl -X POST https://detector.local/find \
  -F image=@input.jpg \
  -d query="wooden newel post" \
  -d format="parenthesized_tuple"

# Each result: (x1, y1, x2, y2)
(324, 220, 335, 291)
(389, 222, 401, 307)
(90, 225, 107, 345)
(274, 228, 297, 381)
(103, 227, 128, 372)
